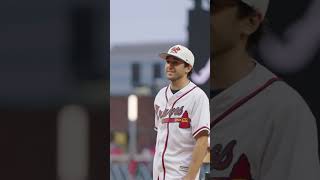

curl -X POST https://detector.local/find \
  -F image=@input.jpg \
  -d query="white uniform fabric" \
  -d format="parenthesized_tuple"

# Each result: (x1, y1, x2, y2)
(153, 81, 210, 180)
(210, 62, 320, 179)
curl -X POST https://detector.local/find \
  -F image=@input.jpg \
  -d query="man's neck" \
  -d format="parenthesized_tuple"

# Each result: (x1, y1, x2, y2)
(171, 77, 190, 91)
(211, 47, 255, 90)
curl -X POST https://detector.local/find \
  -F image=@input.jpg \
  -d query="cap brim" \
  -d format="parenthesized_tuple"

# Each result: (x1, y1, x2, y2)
(159, 52, 169, 60)
(159, 52, 183, 62)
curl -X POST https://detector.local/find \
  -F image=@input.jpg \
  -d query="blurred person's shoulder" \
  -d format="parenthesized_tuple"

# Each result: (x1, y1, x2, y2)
(266, 78, 313, 117)
(256, 63, 314, 118)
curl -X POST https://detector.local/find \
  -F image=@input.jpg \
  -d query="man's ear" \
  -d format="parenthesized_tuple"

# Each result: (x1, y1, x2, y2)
(241, 15, 261, 36)
(186, 65, 192, 73)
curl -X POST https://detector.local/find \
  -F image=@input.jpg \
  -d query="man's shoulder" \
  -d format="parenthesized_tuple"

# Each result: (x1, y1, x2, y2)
(192, 86, 209, 99)
(158, 86, 168, 94)
(187, 81, 205, 94)
(154, 86, 168, 99)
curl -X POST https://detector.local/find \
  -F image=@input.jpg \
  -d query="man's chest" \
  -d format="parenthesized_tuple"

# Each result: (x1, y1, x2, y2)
(155, 96, 195, 119)
(155, 98, 195, 134)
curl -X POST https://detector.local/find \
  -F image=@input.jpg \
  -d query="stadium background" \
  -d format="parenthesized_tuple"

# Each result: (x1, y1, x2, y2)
(0, 0, 107, 179)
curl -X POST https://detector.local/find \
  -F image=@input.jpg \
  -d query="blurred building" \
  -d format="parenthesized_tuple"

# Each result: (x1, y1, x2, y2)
(110, 42, 186, 96)
(0, 0, 107, 179)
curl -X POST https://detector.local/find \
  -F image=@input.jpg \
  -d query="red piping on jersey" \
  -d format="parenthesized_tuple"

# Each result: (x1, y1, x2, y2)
(161, 123, 169, 180)
(211, 77, 280, 129)
(162, 117, 189, 123)
(165, 86, 169, 103)
(161, 85, 197, 180)
(192, 126, 210, 137)
(162, 118, 181, 123)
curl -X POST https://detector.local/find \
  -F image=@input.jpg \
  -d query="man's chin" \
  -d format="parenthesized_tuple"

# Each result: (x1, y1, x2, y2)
(166, 76, 176, 81)
(167, 77, 174, 81)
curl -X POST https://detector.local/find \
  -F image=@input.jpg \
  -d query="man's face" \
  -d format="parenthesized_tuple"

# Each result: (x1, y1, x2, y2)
(165, 56, 191, 81)
(211, 0, 243, 57)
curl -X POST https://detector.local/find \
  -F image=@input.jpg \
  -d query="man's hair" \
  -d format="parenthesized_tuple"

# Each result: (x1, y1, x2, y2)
(236, 1, 266, 50)
(184, 63, 193, 78)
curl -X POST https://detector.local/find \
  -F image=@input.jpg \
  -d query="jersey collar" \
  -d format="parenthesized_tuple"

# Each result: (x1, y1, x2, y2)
(166, 81, 197, 107)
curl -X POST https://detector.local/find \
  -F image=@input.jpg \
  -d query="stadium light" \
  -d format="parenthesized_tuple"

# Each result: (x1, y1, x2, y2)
(128, 94, 138, 122)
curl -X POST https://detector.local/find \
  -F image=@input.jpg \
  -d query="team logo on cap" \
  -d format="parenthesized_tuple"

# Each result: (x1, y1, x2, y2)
(170, 46, 181, 54)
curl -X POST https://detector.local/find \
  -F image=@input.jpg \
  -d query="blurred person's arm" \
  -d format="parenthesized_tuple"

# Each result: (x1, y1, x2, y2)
(259, 94, 320, 180)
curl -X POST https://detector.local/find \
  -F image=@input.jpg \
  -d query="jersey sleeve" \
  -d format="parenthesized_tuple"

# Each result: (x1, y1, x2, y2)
(190, 90, 210, 138)
(259, 96, 320, 180)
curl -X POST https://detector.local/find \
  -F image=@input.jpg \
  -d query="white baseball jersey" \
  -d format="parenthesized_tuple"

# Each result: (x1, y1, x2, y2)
(210, 62, 320, 179)
(153, 81, 210, 180)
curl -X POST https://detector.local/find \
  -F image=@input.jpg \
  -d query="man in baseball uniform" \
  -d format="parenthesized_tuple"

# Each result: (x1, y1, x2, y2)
(153, 45, 210, 180)
(210, 0, 320, 179)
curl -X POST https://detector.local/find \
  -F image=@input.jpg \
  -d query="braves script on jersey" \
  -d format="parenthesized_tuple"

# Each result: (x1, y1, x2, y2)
(210, 62, 320, 179)
(153, 81, 210, 180)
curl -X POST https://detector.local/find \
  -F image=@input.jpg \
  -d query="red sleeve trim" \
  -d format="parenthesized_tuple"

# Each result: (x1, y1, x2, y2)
(192, 126, 210, 137)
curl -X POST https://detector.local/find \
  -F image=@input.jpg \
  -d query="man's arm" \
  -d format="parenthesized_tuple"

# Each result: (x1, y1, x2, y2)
(184, 131, 209, 180)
